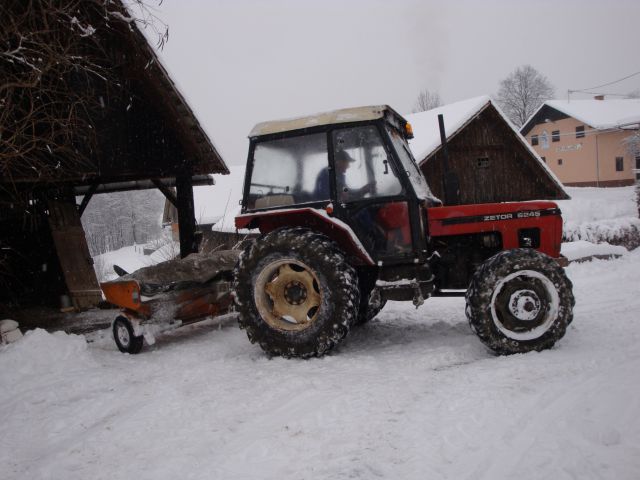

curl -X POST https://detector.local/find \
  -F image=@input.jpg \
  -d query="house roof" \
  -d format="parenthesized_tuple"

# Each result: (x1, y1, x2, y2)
(406, 95, 567, 197)
(521, 99, 640, 135)
(249, 105, 407, 137)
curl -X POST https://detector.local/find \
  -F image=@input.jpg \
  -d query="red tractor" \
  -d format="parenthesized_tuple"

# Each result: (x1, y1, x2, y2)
(233, 105, 574, 358)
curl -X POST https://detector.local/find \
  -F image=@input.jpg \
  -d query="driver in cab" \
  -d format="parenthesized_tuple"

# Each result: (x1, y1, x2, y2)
(315, 150, 375, 202)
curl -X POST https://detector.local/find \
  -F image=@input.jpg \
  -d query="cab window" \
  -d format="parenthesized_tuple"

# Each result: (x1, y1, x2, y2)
(248, 133, 329, 210)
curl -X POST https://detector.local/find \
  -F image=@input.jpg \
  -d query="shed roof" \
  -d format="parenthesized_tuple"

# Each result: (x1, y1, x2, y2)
(129, 21, 229, 176)
(521, 99, 640, 134)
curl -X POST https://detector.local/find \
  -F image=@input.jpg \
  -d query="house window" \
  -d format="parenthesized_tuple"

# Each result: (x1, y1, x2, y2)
(541, 131, 549, 150)
(477, 157, 490, 168)
(558, 158, 563, 166)
(635, 154, 640, 170)
(576, 126, 585, 138)
(531, 135, 539, 146)
(541, 156, 546, 163)
(552, 130, 560, 142)
(615, 157, 624, 172)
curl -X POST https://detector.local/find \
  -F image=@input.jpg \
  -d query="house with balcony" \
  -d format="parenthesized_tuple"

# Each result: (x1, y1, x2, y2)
(520, 98, 640, 186)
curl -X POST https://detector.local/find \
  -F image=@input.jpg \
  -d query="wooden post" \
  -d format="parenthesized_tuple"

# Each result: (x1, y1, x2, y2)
(175, 173, 197, 258)
(47, 195, 103, 310)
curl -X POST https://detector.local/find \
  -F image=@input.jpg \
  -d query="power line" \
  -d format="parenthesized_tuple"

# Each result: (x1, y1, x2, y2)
(574, 91, 633, 97)
(569, 70, 640, 93)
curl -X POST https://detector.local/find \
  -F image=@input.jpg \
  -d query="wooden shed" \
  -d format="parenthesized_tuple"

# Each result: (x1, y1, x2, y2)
(0, 1, 228, 313)
(406, 96, 568, 205)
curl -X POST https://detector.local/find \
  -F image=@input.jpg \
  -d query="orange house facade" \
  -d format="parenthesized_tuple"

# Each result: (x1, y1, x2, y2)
(520, 99, 640, 186)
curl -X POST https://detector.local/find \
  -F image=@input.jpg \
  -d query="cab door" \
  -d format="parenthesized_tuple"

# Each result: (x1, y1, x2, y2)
(330, 125, 414, 262)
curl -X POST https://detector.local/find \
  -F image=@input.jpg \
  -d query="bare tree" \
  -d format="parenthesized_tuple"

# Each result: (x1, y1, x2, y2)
(0, 0, 167, 195)
(495, 65, 554, 127)
(412, 89, 443, 113)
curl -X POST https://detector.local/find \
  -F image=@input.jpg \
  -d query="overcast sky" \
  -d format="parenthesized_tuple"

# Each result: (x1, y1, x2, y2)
(145, 0, 640, 166)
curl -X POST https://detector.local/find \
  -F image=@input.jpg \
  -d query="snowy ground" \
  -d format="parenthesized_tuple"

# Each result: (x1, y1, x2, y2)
(2, 252, 639, 479)
(2, 187, 639, 479)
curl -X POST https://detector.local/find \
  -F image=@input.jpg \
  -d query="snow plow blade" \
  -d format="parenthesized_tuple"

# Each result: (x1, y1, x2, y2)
(101, 279, 149, 316)
(100, 250, 241, 353)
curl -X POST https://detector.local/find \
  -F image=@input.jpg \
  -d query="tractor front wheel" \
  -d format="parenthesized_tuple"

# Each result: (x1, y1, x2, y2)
(234, 228, 360, 358)
(465, 248, 574, 355)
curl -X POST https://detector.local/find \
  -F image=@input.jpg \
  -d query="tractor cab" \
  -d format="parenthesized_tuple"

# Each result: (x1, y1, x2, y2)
(238, 105, 440, 265)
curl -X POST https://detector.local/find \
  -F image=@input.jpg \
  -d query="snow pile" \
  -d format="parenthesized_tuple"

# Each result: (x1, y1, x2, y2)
(558, 186, 640, 245)
(94, 244, 157, 282)
(561, 240, 627, 261)
(0, 329, 92, 383)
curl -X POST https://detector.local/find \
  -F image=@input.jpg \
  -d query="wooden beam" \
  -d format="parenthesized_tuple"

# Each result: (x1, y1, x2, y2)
(152, 178, 178, 207)
(77, 181, 100, 217)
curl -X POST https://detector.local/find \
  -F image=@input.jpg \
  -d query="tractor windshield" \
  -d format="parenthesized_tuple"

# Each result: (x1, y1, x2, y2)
(386, 126, 436, 201)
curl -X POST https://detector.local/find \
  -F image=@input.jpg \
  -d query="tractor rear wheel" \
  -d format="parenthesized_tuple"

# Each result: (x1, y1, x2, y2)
(465, 248, 574, 355)
(234, 228, 360, 358)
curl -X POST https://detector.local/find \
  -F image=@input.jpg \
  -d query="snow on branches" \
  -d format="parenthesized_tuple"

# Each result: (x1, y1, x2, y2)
(0, 0, 167, 191)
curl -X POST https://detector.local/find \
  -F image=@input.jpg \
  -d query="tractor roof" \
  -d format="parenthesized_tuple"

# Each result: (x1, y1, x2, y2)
(249, 105, 407, 138)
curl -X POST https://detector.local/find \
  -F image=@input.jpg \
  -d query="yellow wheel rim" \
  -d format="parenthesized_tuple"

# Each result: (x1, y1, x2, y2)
(254, 259, 322, 331)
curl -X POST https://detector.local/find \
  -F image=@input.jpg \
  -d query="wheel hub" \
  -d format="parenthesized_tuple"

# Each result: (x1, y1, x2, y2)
(284, 280, 307, 305)
(116, 323, 130, 347)
(490, 269, 560, 341)
(508, 289, 541, 321)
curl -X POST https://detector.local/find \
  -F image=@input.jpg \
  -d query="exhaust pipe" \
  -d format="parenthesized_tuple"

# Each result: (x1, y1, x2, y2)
(438, 114, 460, 205)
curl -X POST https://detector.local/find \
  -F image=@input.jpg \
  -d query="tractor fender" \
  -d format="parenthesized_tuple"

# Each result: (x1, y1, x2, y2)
(235, 207, 374, 265)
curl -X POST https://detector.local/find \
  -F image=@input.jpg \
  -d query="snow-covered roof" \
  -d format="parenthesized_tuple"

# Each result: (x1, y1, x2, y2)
(405, 96, 491, 162)
(249, 105, 404, 137)
(523, 99, 640, 132)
